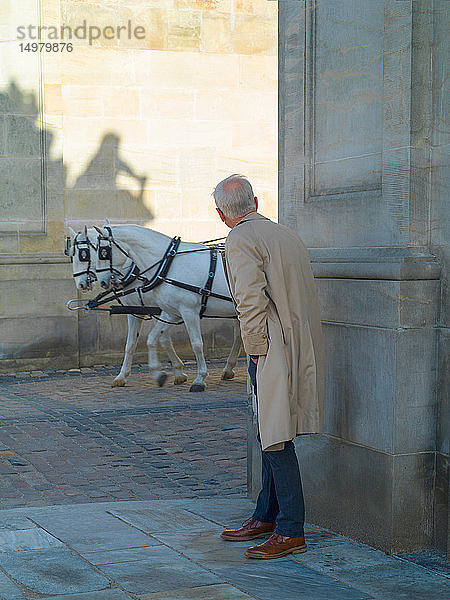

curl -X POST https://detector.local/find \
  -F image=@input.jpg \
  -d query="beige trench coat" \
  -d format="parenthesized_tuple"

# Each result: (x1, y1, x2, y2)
(225, 212, 324, 451)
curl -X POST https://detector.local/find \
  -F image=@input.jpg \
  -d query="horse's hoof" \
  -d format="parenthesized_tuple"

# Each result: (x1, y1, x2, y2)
(174, 374, 188, 385)
(221, 370, 235, 380)
(156, 372, 168, 387)
(189, 383, 206, 392)
(112, 379, 126, 387)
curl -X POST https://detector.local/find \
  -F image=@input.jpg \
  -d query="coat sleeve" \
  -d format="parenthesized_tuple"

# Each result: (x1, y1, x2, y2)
(226, 233, 269, 356)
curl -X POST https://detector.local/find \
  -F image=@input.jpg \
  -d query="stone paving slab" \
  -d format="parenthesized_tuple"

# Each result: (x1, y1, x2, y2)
(0, 547, 110, 596)
(151, 527, 258, 571)
(80, 546, 165, 566)
(0, 571, 26, 600)
(396, 551, 450, 578)
(138, 583, 256, 599)
(328, 562, 450, 600)
(0, 527, 63, 552)
(108, 506, 221, 534)
(97, 545, 221, 595)
(217, 561, 373, 600)
(291, 533, 399, 573)
(30, 509, 158, 553)
(48, 592, 131, 600)
(0, 515, 35, 531)
(180, 496, 257, 527)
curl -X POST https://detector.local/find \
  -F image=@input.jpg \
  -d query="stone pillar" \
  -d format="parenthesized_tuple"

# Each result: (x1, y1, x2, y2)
(247, 0, 448, 554)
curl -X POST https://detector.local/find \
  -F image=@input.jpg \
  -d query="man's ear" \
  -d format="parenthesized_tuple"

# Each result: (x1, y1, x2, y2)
(254, 196, 258, 211)
(216, 207, 226, 223)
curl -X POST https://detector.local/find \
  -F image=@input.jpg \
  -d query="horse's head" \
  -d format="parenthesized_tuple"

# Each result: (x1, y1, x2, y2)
(94, 220, 131, 290)
(65, 225, 97, 292)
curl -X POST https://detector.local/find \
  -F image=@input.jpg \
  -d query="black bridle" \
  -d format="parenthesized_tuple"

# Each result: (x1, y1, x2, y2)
(95, 226, 145, 288)
(96, 227, 180, 291)
(65, 233, 98, 282)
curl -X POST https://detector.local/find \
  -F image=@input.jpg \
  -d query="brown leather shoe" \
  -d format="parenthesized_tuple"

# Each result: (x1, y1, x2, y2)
(245, 533, 307, 559)
(220, 518, 276, 541)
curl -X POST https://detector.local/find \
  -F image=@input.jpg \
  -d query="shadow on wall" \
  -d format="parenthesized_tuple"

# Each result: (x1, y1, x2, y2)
(72, 132, 153, 224)
(0, 81, 67, 234)
(0, 80, 153, 238)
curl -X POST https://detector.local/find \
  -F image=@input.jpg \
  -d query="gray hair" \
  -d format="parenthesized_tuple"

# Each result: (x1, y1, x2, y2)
(213, 174, 255, 219)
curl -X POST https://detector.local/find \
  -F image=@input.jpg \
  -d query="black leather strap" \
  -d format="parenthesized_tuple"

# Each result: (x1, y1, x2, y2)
(199, 247, 218, 318)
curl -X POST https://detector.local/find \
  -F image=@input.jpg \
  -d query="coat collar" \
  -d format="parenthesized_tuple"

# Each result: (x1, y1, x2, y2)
(233, 211, 268, 229)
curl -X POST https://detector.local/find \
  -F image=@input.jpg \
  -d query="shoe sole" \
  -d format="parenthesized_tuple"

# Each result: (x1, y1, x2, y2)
(245, 545, 307, 559)
(220, 532, 274, 542)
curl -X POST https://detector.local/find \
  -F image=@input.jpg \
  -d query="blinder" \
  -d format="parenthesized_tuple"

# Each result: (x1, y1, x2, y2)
(98, 244, 112, 261)
(78, 246, 90, 262)
(64, 236, 72, 261)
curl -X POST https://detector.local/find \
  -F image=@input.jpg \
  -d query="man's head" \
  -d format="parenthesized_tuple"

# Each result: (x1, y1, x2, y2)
(213, 174, 258, 228)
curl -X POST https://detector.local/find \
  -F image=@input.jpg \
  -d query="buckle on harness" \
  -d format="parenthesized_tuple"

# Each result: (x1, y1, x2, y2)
(200, 288, 212, 296)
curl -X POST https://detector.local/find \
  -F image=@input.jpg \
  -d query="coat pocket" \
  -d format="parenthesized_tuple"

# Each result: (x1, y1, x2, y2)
(267, 301, 286, 345)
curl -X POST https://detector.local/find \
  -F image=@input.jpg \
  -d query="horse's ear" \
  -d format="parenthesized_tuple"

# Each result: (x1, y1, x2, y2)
(93, 226, 103, 235)
(68, 226, 76, 238)
(103, 218, 110, 227)
(83, 225, 88, 237)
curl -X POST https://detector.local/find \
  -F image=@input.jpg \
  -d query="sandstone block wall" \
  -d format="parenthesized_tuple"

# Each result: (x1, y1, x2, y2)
(0, 0, 277, 371)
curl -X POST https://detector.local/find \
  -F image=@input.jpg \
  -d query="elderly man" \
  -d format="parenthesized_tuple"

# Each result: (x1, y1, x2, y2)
(214, 174, 324, 559)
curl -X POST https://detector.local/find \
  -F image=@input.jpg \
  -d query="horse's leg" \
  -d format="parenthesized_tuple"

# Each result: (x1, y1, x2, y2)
(222, 319, 242, 380)
(180, 308, 208, 392)
(159, 331, 188, 385)
(113, 315, 142, 387)
(146, 313, 174, 387)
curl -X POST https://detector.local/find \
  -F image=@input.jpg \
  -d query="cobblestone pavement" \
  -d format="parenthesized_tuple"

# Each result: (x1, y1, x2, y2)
(0, 360, 248, 509)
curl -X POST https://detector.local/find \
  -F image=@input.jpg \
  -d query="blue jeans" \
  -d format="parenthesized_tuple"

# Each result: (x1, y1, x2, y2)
(248, 357, 305, 537)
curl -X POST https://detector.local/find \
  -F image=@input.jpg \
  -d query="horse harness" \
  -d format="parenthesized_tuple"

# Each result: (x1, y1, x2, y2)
(88, 230, 233, 319)
(65, 233, 97, 282)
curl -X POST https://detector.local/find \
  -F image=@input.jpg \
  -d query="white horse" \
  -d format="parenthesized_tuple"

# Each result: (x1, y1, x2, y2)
(67, 225, 193, 387)
(67, 224, 241, 390)
(93, 223, 240, 392)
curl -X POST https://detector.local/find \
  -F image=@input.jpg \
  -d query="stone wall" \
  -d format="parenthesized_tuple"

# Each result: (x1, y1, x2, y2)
(0, 0, 277, 371)
(260, 0, 448, 555)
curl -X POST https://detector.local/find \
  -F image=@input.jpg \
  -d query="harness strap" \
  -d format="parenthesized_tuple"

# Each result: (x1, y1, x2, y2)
(220, 250, 237, 309)
(140, 237, 181, 293)
(121, 262, 141, 287)
(105, 226, 134, 262)
(199, 247, 218, 318)
(86, 287, 136, 309)
(138, 286, 145, 307)
(107, 306, 162, 316)
(159, 276, 232, 304)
